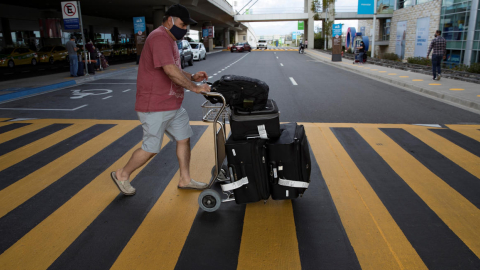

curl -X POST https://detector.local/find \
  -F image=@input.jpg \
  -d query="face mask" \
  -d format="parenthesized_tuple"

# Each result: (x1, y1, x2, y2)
(169, 18, 187, 40)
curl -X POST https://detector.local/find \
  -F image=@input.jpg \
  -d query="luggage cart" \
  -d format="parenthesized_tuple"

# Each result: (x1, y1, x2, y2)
(198, 92, 236, 212)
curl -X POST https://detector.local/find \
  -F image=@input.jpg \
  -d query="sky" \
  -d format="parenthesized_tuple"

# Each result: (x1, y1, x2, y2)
(227, 0, 359, 36)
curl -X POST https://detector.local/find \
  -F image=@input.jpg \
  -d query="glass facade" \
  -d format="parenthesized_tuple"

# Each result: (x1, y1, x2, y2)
(440, 0, 480, 65)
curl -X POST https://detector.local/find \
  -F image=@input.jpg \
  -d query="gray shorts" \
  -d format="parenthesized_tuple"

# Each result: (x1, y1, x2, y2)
(137, 107, 193, 153)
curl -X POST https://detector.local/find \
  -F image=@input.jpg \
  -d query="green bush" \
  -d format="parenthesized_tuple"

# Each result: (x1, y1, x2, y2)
(452, 64, 469, 72)
(467, 62, 480, 74)
(314, 38, 325, 49)
(381, 53, 400, 61)
(406, 57, 431, 66)
(366, 51, 371, 57)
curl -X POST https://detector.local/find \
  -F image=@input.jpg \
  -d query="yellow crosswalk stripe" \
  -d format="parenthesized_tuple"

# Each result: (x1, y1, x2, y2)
(308, 125, 427, 270)
(0, 138, 168, 270)
(237, 200, 302, 270)
(0, 122, 139, 218)
(110, 125, 213, 270)
(0, 123, 94, 172)
(446, 124, 480, 142)
(405, 127, 480, 180)
(0, 122, 14, 127)
(356, 127, 480, 259)
(0, 118, 11, 122)
(0, 122, 52, 144)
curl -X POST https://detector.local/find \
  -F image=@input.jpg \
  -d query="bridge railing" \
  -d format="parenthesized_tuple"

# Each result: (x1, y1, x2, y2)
(234, 6, 361, 15)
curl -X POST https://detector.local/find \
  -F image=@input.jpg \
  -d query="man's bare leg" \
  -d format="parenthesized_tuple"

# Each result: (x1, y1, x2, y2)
(115, 148, 156, 181)
(176, 138, 192, 187)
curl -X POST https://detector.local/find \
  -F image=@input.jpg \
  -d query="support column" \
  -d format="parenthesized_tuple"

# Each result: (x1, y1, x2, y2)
(224, 28, 230, 48)
(235, 31, 239, 44)
(306, 0, 315, 49)
(464, 0, 479, 65)
(202, 21, 213, 52)
(153, 6, 166, 29)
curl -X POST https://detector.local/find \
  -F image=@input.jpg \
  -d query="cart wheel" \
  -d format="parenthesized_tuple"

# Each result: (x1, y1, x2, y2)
(198, 189, 221, 212)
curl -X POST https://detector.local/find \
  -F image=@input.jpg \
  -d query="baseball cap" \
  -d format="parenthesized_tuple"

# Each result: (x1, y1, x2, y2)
(165, 4, 197, 25)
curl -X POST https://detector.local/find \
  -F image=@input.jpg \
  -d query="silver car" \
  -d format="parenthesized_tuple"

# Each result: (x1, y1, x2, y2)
(190, 42, 207, 61)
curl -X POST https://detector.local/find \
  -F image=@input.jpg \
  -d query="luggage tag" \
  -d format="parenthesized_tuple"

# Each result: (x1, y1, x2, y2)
(257, 125, 269, 139)
(269, 161, 279, 184)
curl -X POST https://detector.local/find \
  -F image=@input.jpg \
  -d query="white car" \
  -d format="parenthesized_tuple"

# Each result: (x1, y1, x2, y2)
(190, 42, 206, 61)
(257, 39, 268, 49)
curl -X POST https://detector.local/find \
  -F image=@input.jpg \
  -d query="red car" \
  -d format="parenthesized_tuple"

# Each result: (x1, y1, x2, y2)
(231, 42, 252, 53)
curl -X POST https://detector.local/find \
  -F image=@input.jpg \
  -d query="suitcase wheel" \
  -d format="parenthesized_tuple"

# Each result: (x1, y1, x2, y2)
(198, 189, 221, 212)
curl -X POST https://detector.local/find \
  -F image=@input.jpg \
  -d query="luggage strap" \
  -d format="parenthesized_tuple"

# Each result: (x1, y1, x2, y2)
(221, 177, 249, 191)
(278, 178, 309, 189)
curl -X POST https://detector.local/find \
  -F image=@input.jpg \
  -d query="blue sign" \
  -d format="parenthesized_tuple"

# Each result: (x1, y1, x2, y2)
(64, 18, 80, 30)
(332, 24, 342, 37)
(358, 0, 374, 14)
(202, 29, 209, 38)
(292, 32, 297, 40)
(133, 17, 146, 34)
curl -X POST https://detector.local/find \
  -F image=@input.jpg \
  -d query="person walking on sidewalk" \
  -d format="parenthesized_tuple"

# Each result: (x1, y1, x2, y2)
(111, 4, 211, 196)
(66, 36, 78, 77)
(427, 30, 447, 81)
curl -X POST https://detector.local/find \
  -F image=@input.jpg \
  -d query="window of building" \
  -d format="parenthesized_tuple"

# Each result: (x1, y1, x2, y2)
(380, 19, 391, 40)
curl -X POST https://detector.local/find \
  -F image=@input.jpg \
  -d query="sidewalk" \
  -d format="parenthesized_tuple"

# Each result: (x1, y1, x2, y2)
(306, 49, 480, 112)
(0, 62, 138, 103)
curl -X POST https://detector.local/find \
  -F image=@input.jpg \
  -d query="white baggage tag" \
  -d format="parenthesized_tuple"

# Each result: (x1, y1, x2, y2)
(273, 168, 278, 178)
(257, 125, 268, 139)
(232, 149, 236, 156)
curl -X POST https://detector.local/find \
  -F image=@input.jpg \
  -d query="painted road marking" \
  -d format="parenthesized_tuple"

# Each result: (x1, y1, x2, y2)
(122, 89, 131, 92)
(379, 71, 387, 73)
(0, 120, 479, 269)
(371, 69, 378, 71)
(289, 77, 298, 85)
(388, 73, 397, 75)
(276, 56, 279, 59)
(429, 83, 441, 86)
(281, 63, 284, 66)
(209, 76, 213, 79)
(449, 88, 464, 91)
(413, 79, 423, 81)
(102, 96, 112, 100)
(400, 76, 409, 78)
(0, 105, 88, 111)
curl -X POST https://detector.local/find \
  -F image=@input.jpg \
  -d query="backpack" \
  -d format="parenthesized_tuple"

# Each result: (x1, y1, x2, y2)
(206, 75, 269, 111)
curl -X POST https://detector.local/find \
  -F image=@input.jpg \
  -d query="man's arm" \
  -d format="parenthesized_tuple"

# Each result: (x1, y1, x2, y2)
(163, 64, 210, 93)
(426, 40, 433, 57)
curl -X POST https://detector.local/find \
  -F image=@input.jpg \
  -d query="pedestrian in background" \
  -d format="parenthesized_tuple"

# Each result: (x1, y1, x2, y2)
(305, 39, 308, 49)
(85, 39, 99, 71)
(427, 30, 447, 81)
(111, 4, 211, 196)
(66, 36, 78, 77)
(358, 41, 365, 64)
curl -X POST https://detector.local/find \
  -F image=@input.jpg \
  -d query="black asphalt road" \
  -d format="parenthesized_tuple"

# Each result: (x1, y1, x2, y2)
(1, 50, 480, 270)
(0, 51, 478, 123)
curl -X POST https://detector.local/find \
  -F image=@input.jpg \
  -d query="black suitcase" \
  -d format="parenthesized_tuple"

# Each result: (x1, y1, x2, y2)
(77, 61, 85, 76)
(225, 137, 270, 204)
(87, 62, 96, 74)
(267, 123, 311, 200)
(230, 99, 281, 140)
(207, 75, 269, 111)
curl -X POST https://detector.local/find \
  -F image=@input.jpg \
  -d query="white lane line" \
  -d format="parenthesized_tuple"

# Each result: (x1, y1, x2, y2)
(276, 56, 279, 59)
(122, 89, 131, 92)
(209, 76, 213, 78)
(289, 77, 298, 86)
(280, 63, 284, 66)
(213, 73, 217, 76)
(0, 104, 88, 111)
(102, 96, 112, 100)
(218, 71, 222, 73)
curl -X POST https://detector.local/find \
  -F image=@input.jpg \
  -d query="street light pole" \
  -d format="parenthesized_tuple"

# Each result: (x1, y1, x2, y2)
(77, 1, 88, 75)
(372, 0, 377, 58)
(324, 7, 328, 50)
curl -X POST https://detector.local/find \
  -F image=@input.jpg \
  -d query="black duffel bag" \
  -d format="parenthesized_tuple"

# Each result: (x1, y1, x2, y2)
(205, 75, 269, 111)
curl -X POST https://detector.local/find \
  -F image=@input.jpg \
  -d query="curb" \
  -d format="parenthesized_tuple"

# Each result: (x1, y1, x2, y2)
(306, 50, 480, 112)
(0, 66, 137, 103)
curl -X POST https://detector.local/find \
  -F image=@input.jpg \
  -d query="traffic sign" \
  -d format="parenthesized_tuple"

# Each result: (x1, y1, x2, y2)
(61, 2, 80, 30)
(298, 21, 304, 30)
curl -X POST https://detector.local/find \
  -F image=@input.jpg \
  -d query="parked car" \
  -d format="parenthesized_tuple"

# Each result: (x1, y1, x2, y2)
(97, 44, 113, 57)
(176, 40, 193, 68)
(257, 39, 268, 49)
(0, 47, 38, 68)
(38, 46, 68, 64)
(189, 42, 206, 61)
(231, 42, 252, 53)
(112, 44, 128, 57)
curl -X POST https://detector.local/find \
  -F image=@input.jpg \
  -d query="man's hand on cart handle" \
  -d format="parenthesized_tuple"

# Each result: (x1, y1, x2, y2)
(194, 83, 211, 94)
(192, 71, 208, 82)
